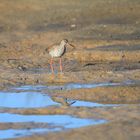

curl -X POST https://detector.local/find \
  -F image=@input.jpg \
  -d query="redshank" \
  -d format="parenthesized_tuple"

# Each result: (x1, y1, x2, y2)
(46, 39, 75, 73)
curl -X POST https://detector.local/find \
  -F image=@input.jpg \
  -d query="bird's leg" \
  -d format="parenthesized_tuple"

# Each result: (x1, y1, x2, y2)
(50, 58, 54, 73)
(59, 57, 63, 73)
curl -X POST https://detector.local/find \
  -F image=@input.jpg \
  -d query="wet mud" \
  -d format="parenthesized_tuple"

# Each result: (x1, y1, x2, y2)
(0, 0, 140, 140)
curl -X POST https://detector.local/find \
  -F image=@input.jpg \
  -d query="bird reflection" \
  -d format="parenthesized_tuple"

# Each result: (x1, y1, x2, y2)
(51, 96, 76, 106)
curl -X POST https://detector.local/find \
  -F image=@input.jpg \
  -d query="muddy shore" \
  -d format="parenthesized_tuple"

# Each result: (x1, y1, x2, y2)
(0, 0, 140, 140)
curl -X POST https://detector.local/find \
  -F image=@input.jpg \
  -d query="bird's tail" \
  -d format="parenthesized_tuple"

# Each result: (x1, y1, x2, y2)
(45, 48, 49, 53)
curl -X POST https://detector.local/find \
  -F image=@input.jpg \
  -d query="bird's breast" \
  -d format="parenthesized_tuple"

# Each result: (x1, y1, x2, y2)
(49, 45, 65, 57)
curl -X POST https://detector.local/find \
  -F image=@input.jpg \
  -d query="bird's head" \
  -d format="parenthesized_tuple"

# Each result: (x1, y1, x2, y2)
(60, 39, 75, 48)
(60, 39, 69, 46)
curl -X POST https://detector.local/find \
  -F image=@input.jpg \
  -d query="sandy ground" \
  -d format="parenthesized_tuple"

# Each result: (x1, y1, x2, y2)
(0, 0, 140, 140)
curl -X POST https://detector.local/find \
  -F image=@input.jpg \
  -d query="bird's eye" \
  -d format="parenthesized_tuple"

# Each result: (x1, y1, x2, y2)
(64, 39, 68, 43)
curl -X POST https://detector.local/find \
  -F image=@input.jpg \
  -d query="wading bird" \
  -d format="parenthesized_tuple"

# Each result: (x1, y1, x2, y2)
(46, 39, 75, 73)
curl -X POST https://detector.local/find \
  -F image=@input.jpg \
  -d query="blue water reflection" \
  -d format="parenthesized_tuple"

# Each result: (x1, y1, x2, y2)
(0, 82, 116, 139)
(0, 91, 60, 108)
(71, 100, 118, 107)
(0, 114, 106, 139)
(13, 82, 121, 91)
(0, 91, 118, 108)
(0, 113, 106, 139)
(0, 113, 106, 128)
(0, 128, 61, 139)
(2, 82, 121, 108)
(0, 113, 107, 139)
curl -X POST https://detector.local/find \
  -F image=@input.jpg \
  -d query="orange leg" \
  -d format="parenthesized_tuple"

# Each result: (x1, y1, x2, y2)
(59, 57, 63, 72)
(50, 58, 54, 73)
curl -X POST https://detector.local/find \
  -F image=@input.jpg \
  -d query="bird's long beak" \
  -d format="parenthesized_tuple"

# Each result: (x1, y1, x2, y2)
(68, 43, 76, 48)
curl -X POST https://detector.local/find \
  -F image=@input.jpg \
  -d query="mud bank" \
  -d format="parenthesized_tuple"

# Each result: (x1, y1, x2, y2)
(1, 105, 139, 140)
(46, 83, 140, 104)
(0, 0, 140, 139)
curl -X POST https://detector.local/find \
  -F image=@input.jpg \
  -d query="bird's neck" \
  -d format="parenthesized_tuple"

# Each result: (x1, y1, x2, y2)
(60, 42, 66, 47)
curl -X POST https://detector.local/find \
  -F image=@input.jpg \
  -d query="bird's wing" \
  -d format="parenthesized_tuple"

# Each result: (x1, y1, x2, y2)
(45, 44, 58, 53)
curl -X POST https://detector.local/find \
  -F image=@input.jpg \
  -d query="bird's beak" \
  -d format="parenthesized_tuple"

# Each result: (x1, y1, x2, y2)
(68, 43, 76, 48)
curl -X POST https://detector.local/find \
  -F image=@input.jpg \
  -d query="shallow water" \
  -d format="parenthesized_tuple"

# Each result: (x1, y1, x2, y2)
(0, 82, 130, 139)
(0, 89, 118, 108)
(12, 80, 135, 91)
(0, 113, 106, 139)
(71, 100, 119, 107)
(0, 128, 60, 139)
(0, 91, 60, 108)
(1, 81, 133, 108)
(13, 82, 121, 91)
(0, 113, 106, 127)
